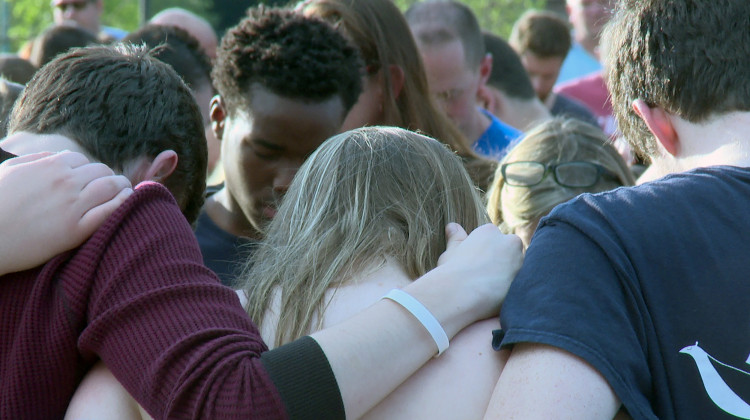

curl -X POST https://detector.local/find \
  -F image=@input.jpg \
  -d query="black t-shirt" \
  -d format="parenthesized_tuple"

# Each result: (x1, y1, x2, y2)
(499, 166, 750, 419)
(0, 148, 14, 163)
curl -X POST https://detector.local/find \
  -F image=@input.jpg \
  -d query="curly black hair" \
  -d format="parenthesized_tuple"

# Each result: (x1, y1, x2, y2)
(212, 6, 363, 115)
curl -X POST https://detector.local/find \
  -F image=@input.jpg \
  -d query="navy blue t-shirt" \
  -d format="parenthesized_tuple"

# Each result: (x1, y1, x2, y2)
(499, 166, 750, 419)
(194, 210, 258, 287)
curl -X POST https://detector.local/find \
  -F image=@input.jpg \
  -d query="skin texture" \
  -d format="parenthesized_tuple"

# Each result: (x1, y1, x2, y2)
(566, 0, 615, 57)
(519, 53, 564, 102)
(66, 223, 524, 420)
(149, 8, 218, 59)
(417, 39, 490, 144)
(52, 0, 102, 35)
(206, 85, 345, 240)
(0, 142, 132, 275)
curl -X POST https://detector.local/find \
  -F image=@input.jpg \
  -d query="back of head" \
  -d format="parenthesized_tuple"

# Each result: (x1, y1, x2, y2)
(0, 79, 24, 138)
(483, 32, 535, 101)
(486, 118, 634, 237)
(0, 55, 37, 85)
(8, 44, 207, 223)
(509, 10, 571, 59)
(29, 24, 99, 68)
(212, 6, 362, 116)
(301, 0, 495, 191)
(244, 126, 488, 346)
(149, 7, 219, 59)
(123, 24, 212, 91)
(405, 0, 485, 70)
(605, 0, 750, 158)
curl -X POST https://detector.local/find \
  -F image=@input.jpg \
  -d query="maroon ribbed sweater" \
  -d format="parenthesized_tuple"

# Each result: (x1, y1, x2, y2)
(0, 182, 289, 419)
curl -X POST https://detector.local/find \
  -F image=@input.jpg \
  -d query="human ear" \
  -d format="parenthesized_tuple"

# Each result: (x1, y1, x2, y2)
(210, 95, 226, 141)
(632, 99, 679, 156)
(144, 150, 178, 183)
(477, 53, 493, 89)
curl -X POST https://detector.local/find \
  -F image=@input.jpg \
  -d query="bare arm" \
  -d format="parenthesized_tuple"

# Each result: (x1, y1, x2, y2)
(0, 151, 132, 275)
(483, 343, 621, 420)
(312, 223, 523, 419)
(65, 223, 522, 419)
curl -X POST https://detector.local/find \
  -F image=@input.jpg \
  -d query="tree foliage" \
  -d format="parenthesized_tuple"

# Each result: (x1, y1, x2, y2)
(393, 0, 548, 39)
(2, 0, 216, 52)
(4, 0, 550, 54)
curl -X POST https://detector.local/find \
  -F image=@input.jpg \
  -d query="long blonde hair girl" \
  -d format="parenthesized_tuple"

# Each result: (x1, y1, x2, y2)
(241, 126, 488, 347)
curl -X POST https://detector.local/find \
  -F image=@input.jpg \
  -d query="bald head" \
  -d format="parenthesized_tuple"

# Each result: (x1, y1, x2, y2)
(150, 8, 218, 59)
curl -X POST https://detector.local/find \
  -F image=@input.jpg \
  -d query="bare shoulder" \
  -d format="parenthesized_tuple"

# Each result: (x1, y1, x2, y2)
(362, 317, 507, 420)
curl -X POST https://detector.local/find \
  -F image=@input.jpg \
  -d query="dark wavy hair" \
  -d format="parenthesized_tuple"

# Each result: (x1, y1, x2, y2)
(9, 44, 207, 224)
(212, 6, 363, 116)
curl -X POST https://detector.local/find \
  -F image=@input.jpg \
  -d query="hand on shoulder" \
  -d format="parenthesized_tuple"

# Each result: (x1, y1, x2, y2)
(0, 150, 132, 275)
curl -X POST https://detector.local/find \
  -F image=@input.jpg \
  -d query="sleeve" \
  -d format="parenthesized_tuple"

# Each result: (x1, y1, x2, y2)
(0, 148, 16, 163)
(72, 183, 342, 419)
(498, 214, 657, 420)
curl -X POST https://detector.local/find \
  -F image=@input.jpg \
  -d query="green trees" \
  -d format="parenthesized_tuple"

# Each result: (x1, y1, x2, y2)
(2, 0, 551, 54)
(1, 0, 213, 52)
(393, 0, 548, 38)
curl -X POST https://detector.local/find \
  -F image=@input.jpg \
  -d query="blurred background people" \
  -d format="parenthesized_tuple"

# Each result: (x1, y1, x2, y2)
(406, 0, 521, 161)
(479, 31, 550, 132)
(50, 0, 127, 40)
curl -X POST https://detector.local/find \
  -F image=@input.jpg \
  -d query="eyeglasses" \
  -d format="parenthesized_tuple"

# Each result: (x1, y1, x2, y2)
(52, 0, 92, 12)
(501, 161, 621, 188)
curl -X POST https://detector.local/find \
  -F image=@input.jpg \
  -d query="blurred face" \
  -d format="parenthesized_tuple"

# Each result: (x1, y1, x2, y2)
(341, 73, 383, 132)
(520, 53, 564, 102)
(213, 85, 345, 235)
(567, 0, 615, 43)
(419, 40, 481, 135)
(192, 82, 220, 174)
(51, 0, 102, 34)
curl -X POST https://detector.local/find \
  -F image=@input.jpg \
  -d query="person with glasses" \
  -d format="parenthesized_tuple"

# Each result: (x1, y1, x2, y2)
(486, 117, 634, 248)
(51, 0, 127, 41)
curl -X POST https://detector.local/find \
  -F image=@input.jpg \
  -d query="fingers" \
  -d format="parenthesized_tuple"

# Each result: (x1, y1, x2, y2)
(444, 222, 468, 250)
(77, 179, 134, 239)
(44, 150, 90, 169)
(2, 151, 56, 166)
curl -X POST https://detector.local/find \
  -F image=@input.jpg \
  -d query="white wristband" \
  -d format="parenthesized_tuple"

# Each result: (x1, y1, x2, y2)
(382, 289, 449, 357)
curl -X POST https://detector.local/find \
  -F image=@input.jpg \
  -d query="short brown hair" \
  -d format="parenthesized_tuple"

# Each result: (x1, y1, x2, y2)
(606, 0, 750, 157)
(509, 10, 571, 59)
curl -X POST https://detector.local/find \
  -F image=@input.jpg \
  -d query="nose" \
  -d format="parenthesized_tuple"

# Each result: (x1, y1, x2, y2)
(272, 164, 299, 195)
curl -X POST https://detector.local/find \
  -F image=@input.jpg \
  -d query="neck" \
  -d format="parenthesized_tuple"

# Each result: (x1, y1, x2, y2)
(204, 188, 263, 240)
(502, 97, 551, 131)
(576, 35, 599, 60)
(463, 108, 492, 146)
(651, 111, 750, 175)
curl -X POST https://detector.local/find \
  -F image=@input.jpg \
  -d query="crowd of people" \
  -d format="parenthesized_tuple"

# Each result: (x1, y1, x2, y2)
(1, 0, 748, 419)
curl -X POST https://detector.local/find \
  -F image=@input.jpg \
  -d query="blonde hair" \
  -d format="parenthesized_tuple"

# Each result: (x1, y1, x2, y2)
(241, 126, 489, 347)
(487, 118, 635, 234)
(299, 0, 496, 191)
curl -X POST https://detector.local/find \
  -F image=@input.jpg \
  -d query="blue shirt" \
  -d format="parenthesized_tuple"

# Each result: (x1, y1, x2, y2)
(472, 108, 522, 161)
(556, 42, 602, 85)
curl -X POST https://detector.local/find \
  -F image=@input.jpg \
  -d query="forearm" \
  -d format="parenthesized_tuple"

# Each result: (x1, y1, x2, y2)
(311, 297, 438, 419)
(311, 223, 522, 418)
